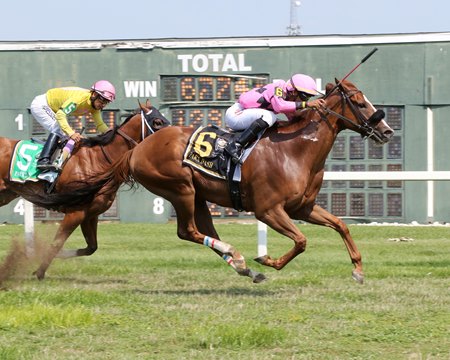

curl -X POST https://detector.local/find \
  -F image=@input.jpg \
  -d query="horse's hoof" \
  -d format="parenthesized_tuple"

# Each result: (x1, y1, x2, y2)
(33, 269, 45, 281)
(246, 269, 267, 283)
(254, 255, 269, 265)
(236, 268, 250, 277)
(352, 270, 364, 284)
(252, 272, 267, 284)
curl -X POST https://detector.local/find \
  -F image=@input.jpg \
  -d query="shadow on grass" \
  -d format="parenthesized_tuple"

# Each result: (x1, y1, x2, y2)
(129, 287, 276, 297)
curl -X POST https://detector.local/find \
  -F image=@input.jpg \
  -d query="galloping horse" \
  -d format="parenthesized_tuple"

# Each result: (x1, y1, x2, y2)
(93, 79, 394, 284)
(0, 102, 169, 279)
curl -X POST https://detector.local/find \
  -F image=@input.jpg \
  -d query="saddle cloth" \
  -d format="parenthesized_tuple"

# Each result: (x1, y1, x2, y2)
(182, 125, 259, 180)
(183, 125, 231, 179)
(9, 140, 44, 183)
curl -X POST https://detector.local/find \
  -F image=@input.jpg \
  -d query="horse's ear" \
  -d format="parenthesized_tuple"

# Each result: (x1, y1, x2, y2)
(145, 99, 153, 109)
(325, 83, 335, 95)
(334, 77, 340, 84)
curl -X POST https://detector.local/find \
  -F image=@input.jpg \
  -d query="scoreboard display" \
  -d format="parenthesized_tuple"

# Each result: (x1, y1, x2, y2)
(161, 75, 269, 103)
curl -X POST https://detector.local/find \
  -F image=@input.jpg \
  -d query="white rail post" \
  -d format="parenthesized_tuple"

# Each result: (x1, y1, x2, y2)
(24, 199, 34, 256)
(257, 221, 267, 257)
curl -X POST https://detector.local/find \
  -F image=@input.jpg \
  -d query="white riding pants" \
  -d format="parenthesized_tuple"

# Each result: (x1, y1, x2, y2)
(30, 94, 64, 137)
(225, 103, 277, 131)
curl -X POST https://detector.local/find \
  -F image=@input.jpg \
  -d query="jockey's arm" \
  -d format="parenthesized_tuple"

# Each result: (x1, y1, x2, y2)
(55, 106, 76, 137)
(265, 87, 296, 114)
(270, 93, 297, 114)
(91, 110, 109, 133)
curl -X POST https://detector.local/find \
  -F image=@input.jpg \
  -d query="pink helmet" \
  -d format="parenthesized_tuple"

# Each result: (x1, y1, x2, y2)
(91, 80, 116, 102)
(285, 74, 318, 96)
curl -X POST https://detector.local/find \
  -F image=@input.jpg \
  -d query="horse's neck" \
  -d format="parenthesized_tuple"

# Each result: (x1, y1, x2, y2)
(118, 115, 144, 143)
(87, 115, 143, 165)
(267, 112, 338, 177)
(285, 110, 339, 151)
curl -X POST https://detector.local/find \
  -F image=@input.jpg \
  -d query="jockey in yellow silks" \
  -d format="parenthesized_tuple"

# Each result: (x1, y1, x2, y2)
(30, 80, 115, 171)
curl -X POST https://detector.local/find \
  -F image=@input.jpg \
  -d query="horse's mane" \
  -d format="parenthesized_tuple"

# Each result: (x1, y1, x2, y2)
(81, 113, 135, 148)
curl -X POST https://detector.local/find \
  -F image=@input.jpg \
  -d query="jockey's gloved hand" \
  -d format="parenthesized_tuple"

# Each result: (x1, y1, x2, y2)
(307, 99, 326, 110)
(70, 132, 83, 143)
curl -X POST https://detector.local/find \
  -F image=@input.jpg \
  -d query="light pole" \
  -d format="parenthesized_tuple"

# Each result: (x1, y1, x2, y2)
(286, 0, 302, 36)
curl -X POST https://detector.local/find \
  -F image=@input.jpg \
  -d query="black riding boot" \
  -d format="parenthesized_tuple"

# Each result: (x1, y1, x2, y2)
(37, 133, 60, 171)
(225, 118, 269, 164)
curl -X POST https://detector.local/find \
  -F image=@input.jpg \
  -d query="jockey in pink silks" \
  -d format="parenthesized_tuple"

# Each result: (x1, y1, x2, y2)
(224, 73, 326, 163)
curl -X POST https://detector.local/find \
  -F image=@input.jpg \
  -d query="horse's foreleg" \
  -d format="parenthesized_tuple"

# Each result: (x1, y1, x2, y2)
(56, 216, 99, 258)
(297, 204, 364, 284)
(34, 211, 84, 280)
(254, 205, 307, 270)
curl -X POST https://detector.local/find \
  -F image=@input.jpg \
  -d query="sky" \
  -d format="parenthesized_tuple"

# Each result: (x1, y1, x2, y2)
(0, 0, 448, 41)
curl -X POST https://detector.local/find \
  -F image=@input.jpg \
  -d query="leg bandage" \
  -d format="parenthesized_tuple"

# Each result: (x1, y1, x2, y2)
(203, 236, 233, 254)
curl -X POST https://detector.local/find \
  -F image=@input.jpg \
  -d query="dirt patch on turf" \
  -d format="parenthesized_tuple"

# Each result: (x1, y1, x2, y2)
(0, 236, 49, 289)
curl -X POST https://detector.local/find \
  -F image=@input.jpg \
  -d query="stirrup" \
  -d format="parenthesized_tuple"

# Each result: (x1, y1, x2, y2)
(225, 143, 243, 164)
(231, 153, 243, 165)
(37, 171, 59, 183)
(37, 162, 61, 172)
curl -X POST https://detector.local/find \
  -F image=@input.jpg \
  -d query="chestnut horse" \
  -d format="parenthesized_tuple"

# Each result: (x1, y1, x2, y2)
(0, 103, 169, 279)
(91, 79, 394, 284)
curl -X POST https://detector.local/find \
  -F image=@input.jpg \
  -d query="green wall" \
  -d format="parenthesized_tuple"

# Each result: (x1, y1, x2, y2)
(0, 34, 449, 223)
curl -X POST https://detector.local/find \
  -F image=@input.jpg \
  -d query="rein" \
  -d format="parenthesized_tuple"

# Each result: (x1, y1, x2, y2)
(322, 88, 383, 141)
(98, 112, 152, 164)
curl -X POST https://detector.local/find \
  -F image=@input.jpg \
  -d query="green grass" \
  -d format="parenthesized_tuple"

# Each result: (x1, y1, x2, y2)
(0, 222, 449, 359)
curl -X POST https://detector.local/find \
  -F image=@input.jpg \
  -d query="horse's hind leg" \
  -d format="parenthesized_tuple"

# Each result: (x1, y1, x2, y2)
(34, 211, 85, 280)
(174, 194, 248, 272)
(296, 204, 363, 284)
(194, 197, 266, 283)
(56, 215, 98, 258)
(254, 204, 307, 270)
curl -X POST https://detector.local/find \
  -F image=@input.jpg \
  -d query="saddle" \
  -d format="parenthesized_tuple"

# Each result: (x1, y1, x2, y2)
(183, 125, 259, 211)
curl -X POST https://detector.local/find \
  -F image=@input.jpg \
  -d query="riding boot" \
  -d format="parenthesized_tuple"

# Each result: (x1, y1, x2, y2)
(225, 118, 269, 164)
(36, 133, 60, 171)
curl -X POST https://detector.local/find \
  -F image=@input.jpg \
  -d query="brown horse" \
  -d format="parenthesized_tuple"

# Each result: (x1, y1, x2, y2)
(91, 79, 394, 284)
(0, 102, 169, 280)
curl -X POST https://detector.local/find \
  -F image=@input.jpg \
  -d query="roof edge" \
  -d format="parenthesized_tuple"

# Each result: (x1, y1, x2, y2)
(1, 32, 450, 51)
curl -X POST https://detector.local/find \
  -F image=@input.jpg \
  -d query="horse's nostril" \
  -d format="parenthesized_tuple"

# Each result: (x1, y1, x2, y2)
(383, 129, 394, 138)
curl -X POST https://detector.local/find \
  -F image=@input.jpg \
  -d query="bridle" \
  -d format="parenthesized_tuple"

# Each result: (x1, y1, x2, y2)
(321, 86, 385, 142)
(100, 111, 162, 164)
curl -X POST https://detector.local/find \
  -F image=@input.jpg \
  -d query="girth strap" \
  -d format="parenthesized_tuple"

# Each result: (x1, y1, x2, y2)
(228, 161, 244, 211)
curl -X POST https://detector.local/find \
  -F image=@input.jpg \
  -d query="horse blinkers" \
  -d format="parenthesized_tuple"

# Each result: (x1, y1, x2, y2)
(366, 109, 385, 127)
(143, 108, 171, 132)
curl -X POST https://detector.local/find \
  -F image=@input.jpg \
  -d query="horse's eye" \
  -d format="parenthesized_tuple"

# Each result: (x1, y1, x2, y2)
(358, 103, 366, 108)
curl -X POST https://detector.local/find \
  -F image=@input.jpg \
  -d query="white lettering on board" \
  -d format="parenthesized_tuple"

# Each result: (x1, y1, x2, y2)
(123, 81, 157, 98)
(315, 78, 325, 94)
(177, 53, 252, 73)
(15, 114, 24, 131)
